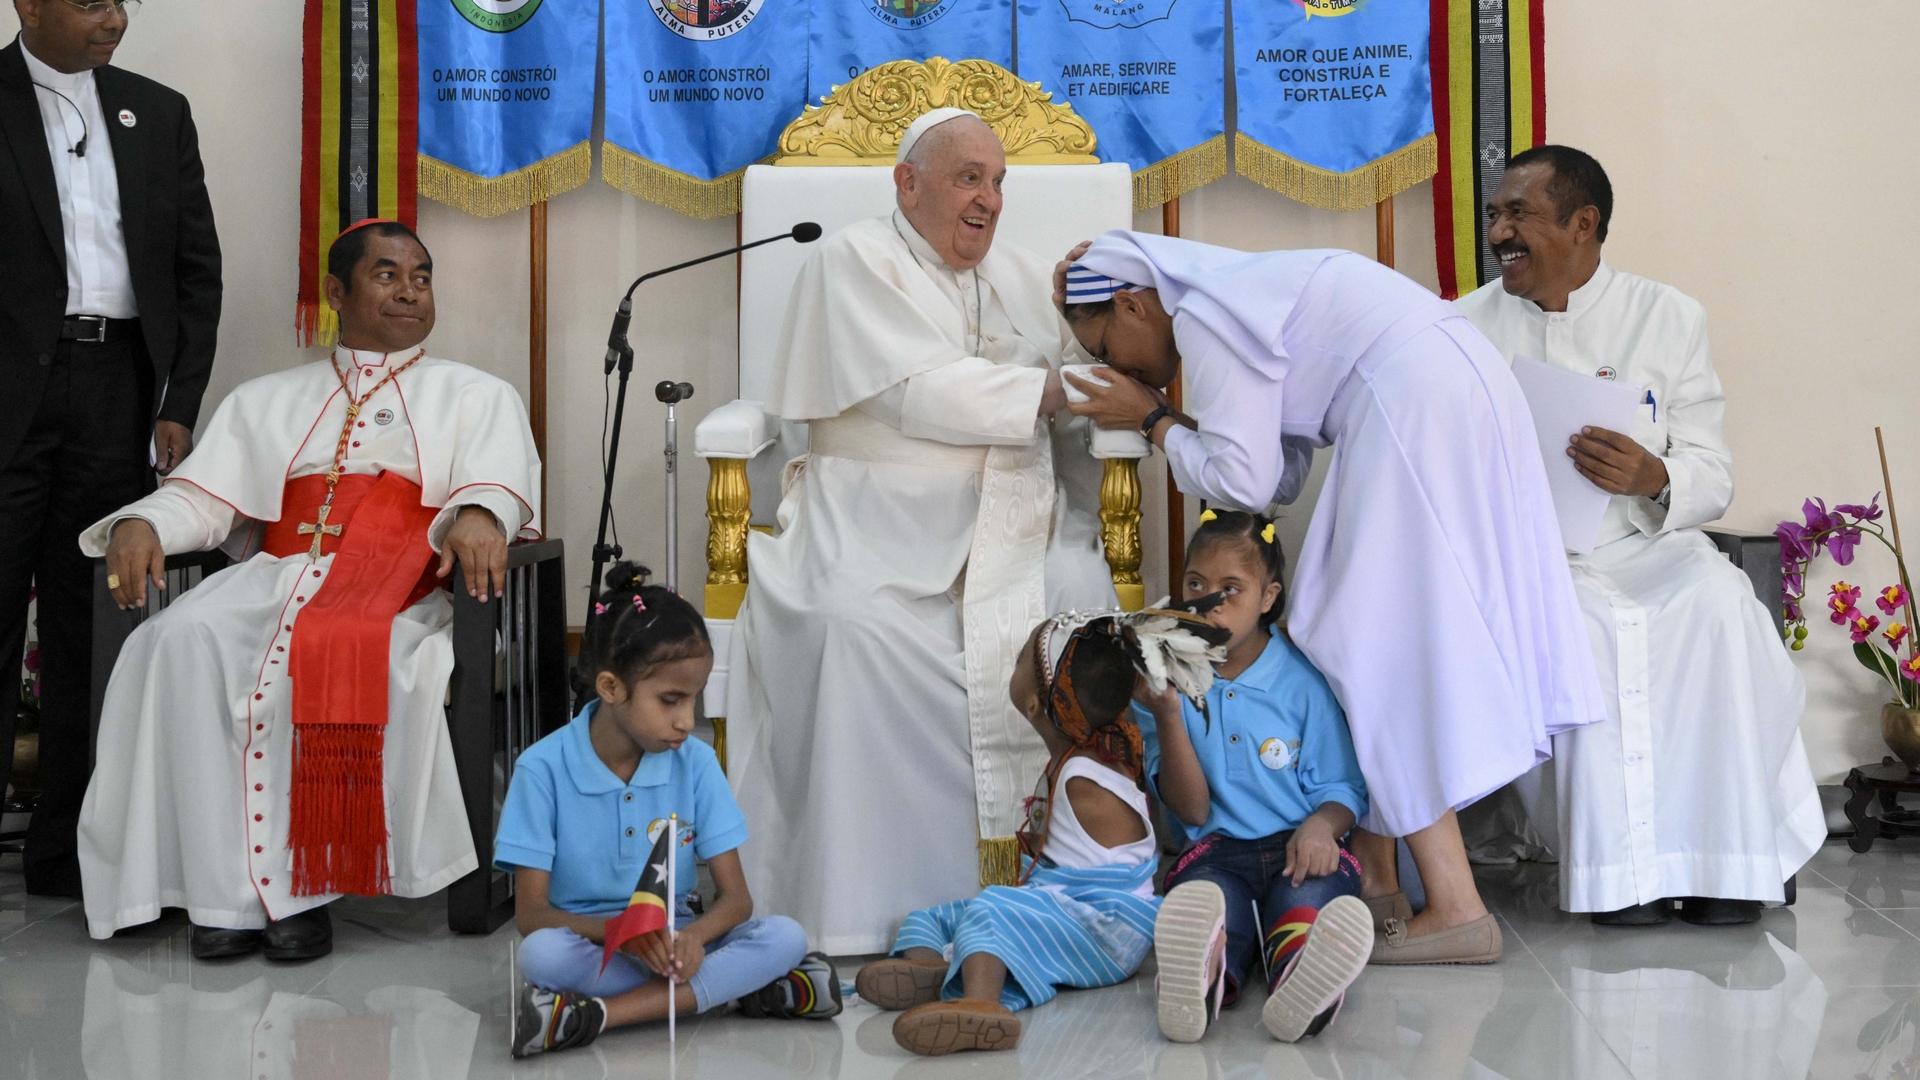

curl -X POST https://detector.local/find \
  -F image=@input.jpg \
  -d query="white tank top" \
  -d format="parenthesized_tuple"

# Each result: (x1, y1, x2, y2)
(1043, 755, 1157, 899)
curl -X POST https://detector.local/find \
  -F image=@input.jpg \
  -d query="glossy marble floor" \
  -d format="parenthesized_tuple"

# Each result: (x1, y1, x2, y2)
(5, 839, 1920, 1079)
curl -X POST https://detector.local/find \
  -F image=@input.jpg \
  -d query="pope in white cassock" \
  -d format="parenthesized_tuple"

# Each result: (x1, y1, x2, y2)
(1456, 146, 1824, 925)
(77, 222, 541, 959)
(725, 109, 1118, 954)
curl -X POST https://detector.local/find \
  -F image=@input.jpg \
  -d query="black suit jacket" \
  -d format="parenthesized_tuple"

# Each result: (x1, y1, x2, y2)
(0, 39, 221, 468)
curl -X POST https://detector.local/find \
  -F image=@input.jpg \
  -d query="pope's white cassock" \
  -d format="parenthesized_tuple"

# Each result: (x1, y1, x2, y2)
(726, 211, 1117, 954)
(76, 347, 540, 938)
(1459, 263, 1824, 911)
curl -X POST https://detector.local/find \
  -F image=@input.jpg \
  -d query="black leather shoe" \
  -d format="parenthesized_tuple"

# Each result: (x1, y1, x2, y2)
(1591, 900, 1673, 927)
(262, 904, 333, 961)
(1678, 897, 1762, 925)
(191, 924, 264, 959)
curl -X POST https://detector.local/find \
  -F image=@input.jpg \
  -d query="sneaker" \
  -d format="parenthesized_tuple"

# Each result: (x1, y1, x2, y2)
(1154, 879, 1228, 1043)
(738, 952, 844, 1019)
(1262, 894, 1372, 1042)
(855, 956, 950, 1010)
(892, 999, 1022, 1056)
(510, 985, 606, 1058)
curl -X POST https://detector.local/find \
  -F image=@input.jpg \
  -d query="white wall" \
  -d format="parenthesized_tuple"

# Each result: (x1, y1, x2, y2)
(9, 0, 1912, 782)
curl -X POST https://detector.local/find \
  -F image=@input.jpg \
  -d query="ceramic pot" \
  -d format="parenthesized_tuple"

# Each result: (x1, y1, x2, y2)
(1882, 703, 1920, 772)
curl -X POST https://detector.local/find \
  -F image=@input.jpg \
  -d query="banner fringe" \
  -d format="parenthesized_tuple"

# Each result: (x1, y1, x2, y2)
(418, 142, 591, 219)
(601, 143, 759, 221)
(978, 835, 1022, 887)
(1132, 135, 1228, 212)
(1234, 132, 1438, 212)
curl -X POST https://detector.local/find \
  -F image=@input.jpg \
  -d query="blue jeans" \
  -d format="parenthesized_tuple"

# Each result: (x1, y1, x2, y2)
(1164, 831, 1362, 1005)
(517, 915, 807, 1014)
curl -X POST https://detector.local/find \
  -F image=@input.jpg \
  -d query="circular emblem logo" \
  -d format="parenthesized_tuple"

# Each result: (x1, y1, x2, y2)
(373, 408, 396, 426)
(1259, 738, 1294, 771)
(450, 0, 544, 33)
(1595, 366, 1617, 380)
(117, 108, 136, 128)
(863, 0, 956, 27)
(649, 0, 764, 39)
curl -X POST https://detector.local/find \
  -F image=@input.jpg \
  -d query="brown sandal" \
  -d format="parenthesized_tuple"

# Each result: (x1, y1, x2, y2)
(892, 999, 1022, 1056)
(854, 956, 949, 1010)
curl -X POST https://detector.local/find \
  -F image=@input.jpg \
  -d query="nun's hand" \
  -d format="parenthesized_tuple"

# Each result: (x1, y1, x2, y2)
(1066, 367, 1157, 430)
(1052, 240, 1094, 314)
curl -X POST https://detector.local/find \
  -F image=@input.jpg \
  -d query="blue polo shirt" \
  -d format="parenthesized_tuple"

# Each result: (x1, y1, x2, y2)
(1137, 626, 1368, 844)
(493, 700, 747, 915)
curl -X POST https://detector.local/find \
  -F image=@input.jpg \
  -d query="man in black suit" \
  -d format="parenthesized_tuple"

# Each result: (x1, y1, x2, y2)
(1, 0, 220, 896)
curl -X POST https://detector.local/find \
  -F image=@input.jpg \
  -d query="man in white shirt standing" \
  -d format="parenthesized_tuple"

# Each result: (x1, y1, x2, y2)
(1457, 145, 1825, 925)
(0, 0, 221, 897)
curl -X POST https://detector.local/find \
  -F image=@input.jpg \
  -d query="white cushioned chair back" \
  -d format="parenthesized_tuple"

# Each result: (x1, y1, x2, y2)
(738, 162, 1134, 402)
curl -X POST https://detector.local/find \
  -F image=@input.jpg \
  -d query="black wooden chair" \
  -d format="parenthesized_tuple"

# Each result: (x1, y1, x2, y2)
(81, 540, 568, 933)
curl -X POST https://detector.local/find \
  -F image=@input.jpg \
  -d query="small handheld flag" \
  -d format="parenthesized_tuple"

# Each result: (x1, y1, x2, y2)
(601, 821, 673, 973)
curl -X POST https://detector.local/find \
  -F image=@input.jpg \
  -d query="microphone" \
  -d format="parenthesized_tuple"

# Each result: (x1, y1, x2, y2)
(654, 381, 694, 404)
(603, 222, 822, 374)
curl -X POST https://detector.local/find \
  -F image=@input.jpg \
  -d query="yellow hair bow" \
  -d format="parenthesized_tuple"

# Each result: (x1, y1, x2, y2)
(1261, 523, 1276, 544)
(1199, 509, 1218, 524)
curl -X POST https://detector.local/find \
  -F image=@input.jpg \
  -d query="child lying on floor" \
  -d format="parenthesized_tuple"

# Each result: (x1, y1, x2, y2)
(855, 607, 1231, 1057)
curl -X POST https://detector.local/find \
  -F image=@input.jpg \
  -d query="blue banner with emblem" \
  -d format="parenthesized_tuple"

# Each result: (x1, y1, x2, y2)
(1232, 0, 1435, 211)
(808, 0, 1013, 108)
(1015, 0, 1225, 211)
(601, 0, 810, 219)
(417, 0, 597, 217)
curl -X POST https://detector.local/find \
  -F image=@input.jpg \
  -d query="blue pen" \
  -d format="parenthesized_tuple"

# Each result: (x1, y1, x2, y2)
(1643, 390, 1656, 422)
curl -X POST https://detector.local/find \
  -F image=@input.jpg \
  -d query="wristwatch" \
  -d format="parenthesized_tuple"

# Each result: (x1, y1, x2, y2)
(1140, 404, 1173, 438)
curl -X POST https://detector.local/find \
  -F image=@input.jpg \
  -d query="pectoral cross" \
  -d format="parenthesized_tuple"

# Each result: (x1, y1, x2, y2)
(298, 500, 343, 558)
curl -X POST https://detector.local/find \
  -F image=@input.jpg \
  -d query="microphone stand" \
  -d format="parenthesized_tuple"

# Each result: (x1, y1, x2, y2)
(656, 380, 694, 591)
(586, 225, 820, 638)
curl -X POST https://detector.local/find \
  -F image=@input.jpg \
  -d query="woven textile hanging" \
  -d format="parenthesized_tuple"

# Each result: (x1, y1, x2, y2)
(296, 0, 418, 346)
(1429, 0, 1545, 299)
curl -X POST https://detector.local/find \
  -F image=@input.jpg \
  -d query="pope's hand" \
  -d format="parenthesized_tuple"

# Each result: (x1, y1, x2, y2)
(1066, 367, 1158, 431)
(1569, 427, 1668, 498)
(105, 518, 166, 610)
(438, 506, 508, 602)
(1052, 240, 1093, 314)
(1039, 370, 1068, 416)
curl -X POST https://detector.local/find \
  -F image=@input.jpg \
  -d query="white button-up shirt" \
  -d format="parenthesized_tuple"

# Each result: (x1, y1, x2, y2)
(21, 36, 138, 319)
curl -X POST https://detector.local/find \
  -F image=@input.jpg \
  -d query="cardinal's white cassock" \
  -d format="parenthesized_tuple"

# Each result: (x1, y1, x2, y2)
(76, 347, 540, 938)
(726, 211, 1116, 954)
(1459, 263, 1824, 911)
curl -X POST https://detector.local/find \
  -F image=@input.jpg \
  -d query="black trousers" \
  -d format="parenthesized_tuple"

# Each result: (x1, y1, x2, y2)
(0, 336, 154, 894)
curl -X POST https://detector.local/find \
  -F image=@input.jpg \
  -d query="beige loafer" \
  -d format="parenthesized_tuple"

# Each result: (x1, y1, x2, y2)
(1362, 891, 1413, 932)
(1369, 913, 1502, 965)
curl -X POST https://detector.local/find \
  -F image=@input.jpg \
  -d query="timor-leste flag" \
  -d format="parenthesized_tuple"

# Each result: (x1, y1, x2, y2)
(601, 825, 674, 972)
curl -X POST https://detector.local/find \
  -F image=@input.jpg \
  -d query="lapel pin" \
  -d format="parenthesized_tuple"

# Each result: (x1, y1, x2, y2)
(118, 109, 136, 128)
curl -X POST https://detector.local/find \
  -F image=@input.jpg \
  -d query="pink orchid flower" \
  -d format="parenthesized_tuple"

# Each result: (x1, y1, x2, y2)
(1879, 584, 1911, 616)
(1835, 495, 1885, 522)
(1903, 654, 1920, 683)
(1851, 613, 1882, 643)
(1886, 622, 1911, 650)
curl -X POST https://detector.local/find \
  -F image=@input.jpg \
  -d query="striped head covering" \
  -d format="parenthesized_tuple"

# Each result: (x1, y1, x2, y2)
(1064, 263, 1143, 305)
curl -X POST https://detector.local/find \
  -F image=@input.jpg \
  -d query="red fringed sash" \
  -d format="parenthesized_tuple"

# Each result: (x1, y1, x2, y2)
(265, 472, 439, 896)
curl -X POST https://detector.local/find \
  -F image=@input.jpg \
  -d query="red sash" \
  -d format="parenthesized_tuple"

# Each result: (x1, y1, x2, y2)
(264, 472, 440, 897)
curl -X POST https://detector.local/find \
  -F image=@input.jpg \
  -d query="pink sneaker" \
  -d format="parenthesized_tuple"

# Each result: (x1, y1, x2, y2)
(1262, 894, 1372, 1042)
(1154, 880, 1228, 1042)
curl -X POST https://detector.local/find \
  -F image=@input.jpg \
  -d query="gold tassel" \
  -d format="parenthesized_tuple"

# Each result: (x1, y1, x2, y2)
(601, 143, 768, 221)
(1131, 134, 1228, 212)
(417, 142, 592, 219)
(978, 836, 1022, 887)
(1234, 132, 1438, 213)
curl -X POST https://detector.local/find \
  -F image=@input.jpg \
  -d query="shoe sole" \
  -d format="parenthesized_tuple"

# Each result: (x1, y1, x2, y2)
(892, 1007, 1021, 1056)
(1155, 880, 1226, 1043)
(510, 988, 546, 1059)
(856, 960, 948, 1010)
(1262, 894, 1372, 1042)
(262, 941, 332, 962)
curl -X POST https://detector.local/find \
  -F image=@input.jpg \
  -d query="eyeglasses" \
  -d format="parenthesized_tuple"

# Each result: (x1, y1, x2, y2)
(57, 0, 140, 20)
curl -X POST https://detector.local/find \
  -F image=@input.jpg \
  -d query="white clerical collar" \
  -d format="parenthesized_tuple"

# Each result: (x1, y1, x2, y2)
(1560, 260, 1615, 321)
(18, 35, 93, 92)
(333, 346, 397, 370)
(892, 209, 961, 276)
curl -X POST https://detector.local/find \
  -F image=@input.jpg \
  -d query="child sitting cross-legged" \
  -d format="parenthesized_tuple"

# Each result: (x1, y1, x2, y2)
(855, 607, 1232, 1057)
(1144, 510, 1375, 1044)
(495, 563, 841, 1059)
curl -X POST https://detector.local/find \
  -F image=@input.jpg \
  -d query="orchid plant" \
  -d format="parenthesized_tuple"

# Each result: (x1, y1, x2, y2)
(1777, 495, 1920, 709)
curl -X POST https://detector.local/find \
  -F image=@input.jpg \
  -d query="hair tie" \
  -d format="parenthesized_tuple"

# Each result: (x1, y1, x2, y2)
(1261, 523, 1276, 544)
(1198, 509, 1218, 524)
(593, 602, 608, 615)
(633, 595, 647, 612)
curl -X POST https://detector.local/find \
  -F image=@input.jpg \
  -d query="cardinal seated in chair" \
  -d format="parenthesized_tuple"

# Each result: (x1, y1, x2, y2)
(75, 220, 541, 960)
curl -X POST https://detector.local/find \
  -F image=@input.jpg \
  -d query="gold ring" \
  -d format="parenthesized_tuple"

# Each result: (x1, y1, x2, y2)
(106, 574, 122, 589)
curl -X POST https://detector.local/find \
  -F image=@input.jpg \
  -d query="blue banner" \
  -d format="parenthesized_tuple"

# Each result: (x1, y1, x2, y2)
(1015, 0, 1225, 210)
(417, 0, 597, 216)
(808, 0, 1012, 108)
(1232, 0, 1435, 211)
(602, 0, 810, 218)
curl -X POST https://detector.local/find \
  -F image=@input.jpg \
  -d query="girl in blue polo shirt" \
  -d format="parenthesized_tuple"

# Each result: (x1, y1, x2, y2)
(495, 563, 839, 1059)
(1139, 511, 1374, 1046)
